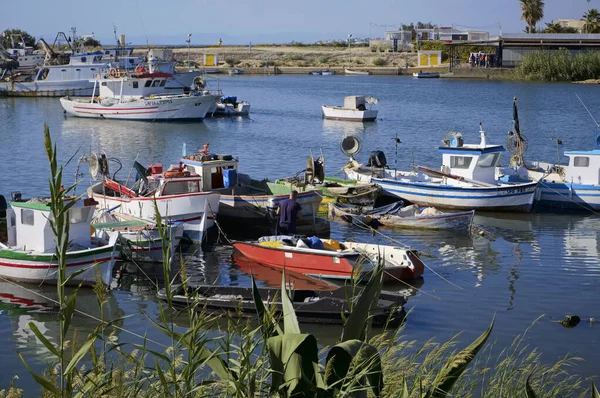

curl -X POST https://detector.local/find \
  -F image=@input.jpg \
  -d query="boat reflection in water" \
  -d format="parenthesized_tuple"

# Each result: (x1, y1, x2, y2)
(321, 118, 377, 137)
(0, 280, 123, 361)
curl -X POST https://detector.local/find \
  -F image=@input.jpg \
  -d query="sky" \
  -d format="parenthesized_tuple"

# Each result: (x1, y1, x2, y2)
(1, 0, 597, 45)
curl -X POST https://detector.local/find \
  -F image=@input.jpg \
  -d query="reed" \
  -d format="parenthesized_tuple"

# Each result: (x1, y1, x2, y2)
(514, 49, 600, 81)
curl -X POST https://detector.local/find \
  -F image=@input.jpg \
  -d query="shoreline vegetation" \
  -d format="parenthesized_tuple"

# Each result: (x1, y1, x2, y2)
(2, 125, 595, 397)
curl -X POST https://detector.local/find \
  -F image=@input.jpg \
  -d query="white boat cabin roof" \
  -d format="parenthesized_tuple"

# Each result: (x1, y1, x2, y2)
(6, 197, 98, 252)
(93, 71, 174, 99)
(438, 126, 505, 185)
(181, 153, 239, 192)
(562, 149, 600, 185)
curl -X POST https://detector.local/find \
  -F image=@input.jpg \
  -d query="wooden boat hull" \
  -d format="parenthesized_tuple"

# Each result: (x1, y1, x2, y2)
(329, 203, 475, 230)
(233, 240, 424, 281)
(158, 284, 405, 326)
(0, 237, 118, 286)
(219, 190, 322, 219)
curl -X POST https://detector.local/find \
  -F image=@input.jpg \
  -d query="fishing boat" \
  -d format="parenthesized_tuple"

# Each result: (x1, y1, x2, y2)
(321, 70, 335, 76)
(87, 154, 220, 244)
(329, 201, 475, 231)
(322, 95, 378, 122)
(180, 146, 328, 237)
(228, 68, 245, 75)
(92, 211, 184, 263)
(60, 62, 220, 121)
(0, 52, 109, 97)
(344, 126, 538, 212)
(158, 283, 405, 326)
(233, 236, 424, 281)
(0, 195, 119, 286)
(412, 71, 440, 78)
(345, 68, 371, 75)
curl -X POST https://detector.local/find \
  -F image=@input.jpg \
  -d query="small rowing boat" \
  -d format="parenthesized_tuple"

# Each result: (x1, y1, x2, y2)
(413, 72, 440, 78)
(158, 283, 406, 326)
(232, 235, 424, 281)
(329, 201, 475, 231)
(345, 68, 371, 75)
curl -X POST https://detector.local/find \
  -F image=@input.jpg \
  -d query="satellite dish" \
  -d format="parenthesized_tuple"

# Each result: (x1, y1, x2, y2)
(365, 96, 378, 105)
(340, 135, 361, 157)
(442, 131, 464, 148)
(89, 152, 100, 180)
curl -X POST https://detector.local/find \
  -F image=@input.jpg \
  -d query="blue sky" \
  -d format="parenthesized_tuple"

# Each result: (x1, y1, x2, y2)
(1, 0, 597, 45)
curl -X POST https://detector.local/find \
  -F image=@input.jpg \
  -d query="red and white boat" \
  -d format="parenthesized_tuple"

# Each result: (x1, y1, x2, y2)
(60, 60, 220, 121)
(1, 196, 119, 286)
(88, 162, 220, 244)
(233, 236, 424, 281)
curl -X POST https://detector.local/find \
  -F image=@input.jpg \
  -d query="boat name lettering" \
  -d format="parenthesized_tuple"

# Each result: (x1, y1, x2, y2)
(284, 252, 293, 258)
(144, 99, 173, 106)
(505, 187, 527, 194)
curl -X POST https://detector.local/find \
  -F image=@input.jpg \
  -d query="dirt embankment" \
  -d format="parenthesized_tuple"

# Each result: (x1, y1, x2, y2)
(135, 45, 420, 69)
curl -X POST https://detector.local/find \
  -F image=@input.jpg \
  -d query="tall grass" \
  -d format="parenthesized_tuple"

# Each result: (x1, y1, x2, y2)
(6, 125, 593, 397)
(514, 49, 600, 81)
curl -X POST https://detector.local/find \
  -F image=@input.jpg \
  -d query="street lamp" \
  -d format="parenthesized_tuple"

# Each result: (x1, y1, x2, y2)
(186, 33, 192, 65)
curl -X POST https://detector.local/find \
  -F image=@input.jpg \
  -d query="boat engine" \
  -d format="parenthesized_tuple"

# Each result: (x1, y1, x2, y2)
(367, 151, 387, 168)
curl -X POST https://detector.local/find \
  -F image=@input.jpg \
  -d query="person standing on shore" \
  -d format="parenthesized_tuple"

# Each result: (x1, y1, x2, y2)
(277, 190, 302, 235)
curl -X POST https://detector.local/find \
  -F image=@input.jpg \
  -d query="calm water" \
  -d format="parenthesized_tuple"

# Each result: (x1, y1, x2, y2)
(1, 75, 600, 391)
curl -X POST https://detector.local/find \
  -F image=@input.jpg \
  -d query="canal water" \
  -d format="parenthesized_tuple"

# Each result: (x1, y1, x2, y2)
(1, 75, 600, 391)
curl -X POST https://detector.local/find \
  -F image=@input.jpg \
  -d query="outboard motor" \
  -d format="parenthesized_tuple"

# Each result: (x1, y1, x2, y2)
(367, 151, 387, 168)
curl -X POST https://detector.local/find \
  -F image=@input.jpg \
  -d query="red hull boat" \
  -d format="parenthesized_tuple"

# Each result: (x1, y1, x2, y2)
(232, 237, 424, 282)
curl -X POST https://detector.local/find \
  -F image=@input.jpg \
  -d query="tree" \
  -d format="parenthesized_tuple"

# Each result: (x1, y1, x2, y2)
(0, 29, 35, 49)
(520, 0, 545, 33)
(83, 37, 101, 48)
(542, 21, 579, 33)
(582, 8, 600, 33)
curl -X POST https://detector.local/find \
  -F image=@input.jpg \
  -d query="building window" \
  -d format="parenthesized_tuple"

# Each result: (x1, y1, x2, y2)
(21, 209, 34, 225)
(450, 156, 473, 169)
(145, 80, 152, 87)
(574, 156, 589, 167)
(478, 153, 499, 168)
(133, 81, 139, 89)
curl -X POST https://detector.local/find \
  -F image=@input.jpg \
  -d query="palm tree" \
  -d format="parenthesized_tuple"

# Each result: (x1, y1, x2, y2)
(582, 8, 600, 33)
(520, 0, 545, 33)
(542, 21, 578, 33)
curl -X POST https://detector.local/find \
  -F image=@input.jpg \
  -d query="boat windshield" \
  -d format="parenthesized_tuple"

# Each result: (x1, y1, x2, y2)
(162, 180, 200, 195)
(477, 153, 500, 168)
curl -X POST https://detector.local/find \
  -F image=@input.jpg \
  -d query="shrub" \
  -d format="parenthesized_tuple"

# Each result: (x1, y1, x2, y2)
(373, 57, 388, 66)
(318, 56, 330, 64)
(371, 47, 378, 53)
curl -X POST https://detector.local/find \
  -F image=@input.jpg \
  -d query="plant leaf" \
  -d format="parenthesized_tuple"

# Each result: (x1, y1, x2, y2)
(281, 272, 300, 334)
(61, 289, 79, 339)
(593, 380, 600, 398)
(325, 339, 383, 396)
(19, 353, 61, 397)
(525, 372, 537, 397)
(27, 322, 60, 358)
(426, 316, 495, 398)
(251, 273, 282, 338)
(341, 256, 384, 342)
(401, 378, 409, 398)
(64, 332, 98, 375)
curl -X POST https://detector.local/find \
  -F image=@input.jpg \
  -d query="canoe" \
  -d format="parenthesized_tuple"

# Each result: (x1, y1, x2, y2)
(329, 202, 475, 231)
(232, 236, 424, 282)
(158, 284, 406, 326)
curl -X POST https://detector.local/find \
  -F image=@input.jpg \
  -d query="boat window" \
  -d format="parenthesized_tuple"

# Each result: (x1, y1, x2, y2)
(94, 56, 102, 62)
(69, 207, 91, 224)
(75, 68, 81, 71)
(21, 209, 34, 225)
(81, 57, 87, 63)
(477, 153, 499, 168)
(159, 80, 166, 87)
(152, 80, 161, 87)
(91, 68, 96, 71)
(145, 80, 152, 87)
(105, 50, 110, 55)
(162, 181, 199, 195)
(133, 81, 139, 89)
(61, 69, 67, 72)
(450, 156, 473, 169)
(129, 59, 135, 65)
(574, 156, 589, 167)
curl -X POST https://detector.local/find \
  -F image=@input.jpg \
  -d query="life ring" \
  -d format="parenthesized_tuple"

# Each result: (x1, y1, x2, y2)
(163, 170, 188, 178)
(109, 68, 119, 78)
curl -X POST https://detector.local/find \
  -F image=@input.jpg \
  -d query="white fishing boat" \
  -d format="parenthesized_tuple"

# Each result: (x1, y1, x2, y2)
(60, 61, 220, 121)
(86, 154, 220, 244)
(208, 96, 250, 116)
(228, 68, 245, 75)
(321, 70, 335, 76)
(3, 34, 46, 70)
(0, 52, 108, 97)
(344, 68, 371, 75)
(412, 71, 440, 78)
(1, 195, 119, 286)
(92, 211, 184, 263)
(344, 126, 538, 212)
(322, 96, 378, 122)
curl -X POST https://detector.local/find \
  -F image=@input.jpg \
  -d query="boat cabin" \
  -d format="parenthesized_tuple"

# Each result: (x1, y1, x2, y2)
(343, 96, 368, 110)
(439, 127, 504, 185)
(181, 154, 239, 192)
(5, 197, 98, 252)
(34, 52, 108, 83)
(563, 150, 600, 185)
(93, 71, 173, 100)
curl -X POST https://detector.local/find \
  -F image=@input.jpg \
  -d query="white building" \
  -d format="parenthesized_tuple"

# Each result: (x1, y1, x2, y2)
(416, 27, 489, 43)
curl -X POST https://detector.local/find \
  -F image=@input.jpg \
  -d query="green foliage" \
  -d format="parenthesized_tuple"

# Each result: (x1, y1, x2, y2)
(283, 54, 303, 61)
(520, 0, 545, 33)
(318, 56, 330, 64)
(514, 49, 600, 81)
(83, 37, 101, 48)
(224, 58, 240, 66)
(583, 9, 600, 33)
(542, 21, 579, 33)
(0, 29, 35, 48)
(373, 57, 388, 66)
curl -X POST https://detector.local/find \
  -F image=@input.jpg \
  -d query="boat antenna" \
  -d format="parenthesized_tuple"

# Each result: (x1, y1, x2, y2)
(576, 93, 600, 128)
(113, 24, 119, 47)
(135, 0, 150, 47)
(393, 134, 401, 180)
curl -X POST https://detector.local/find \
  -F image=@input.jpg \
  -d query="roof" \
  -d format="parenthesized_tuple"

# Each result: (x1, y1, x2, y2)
(439, 145, 505, 155)
(10, 201, 51, 211)
(564, 150, 600, 156)
(502, 33, 600, 40)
